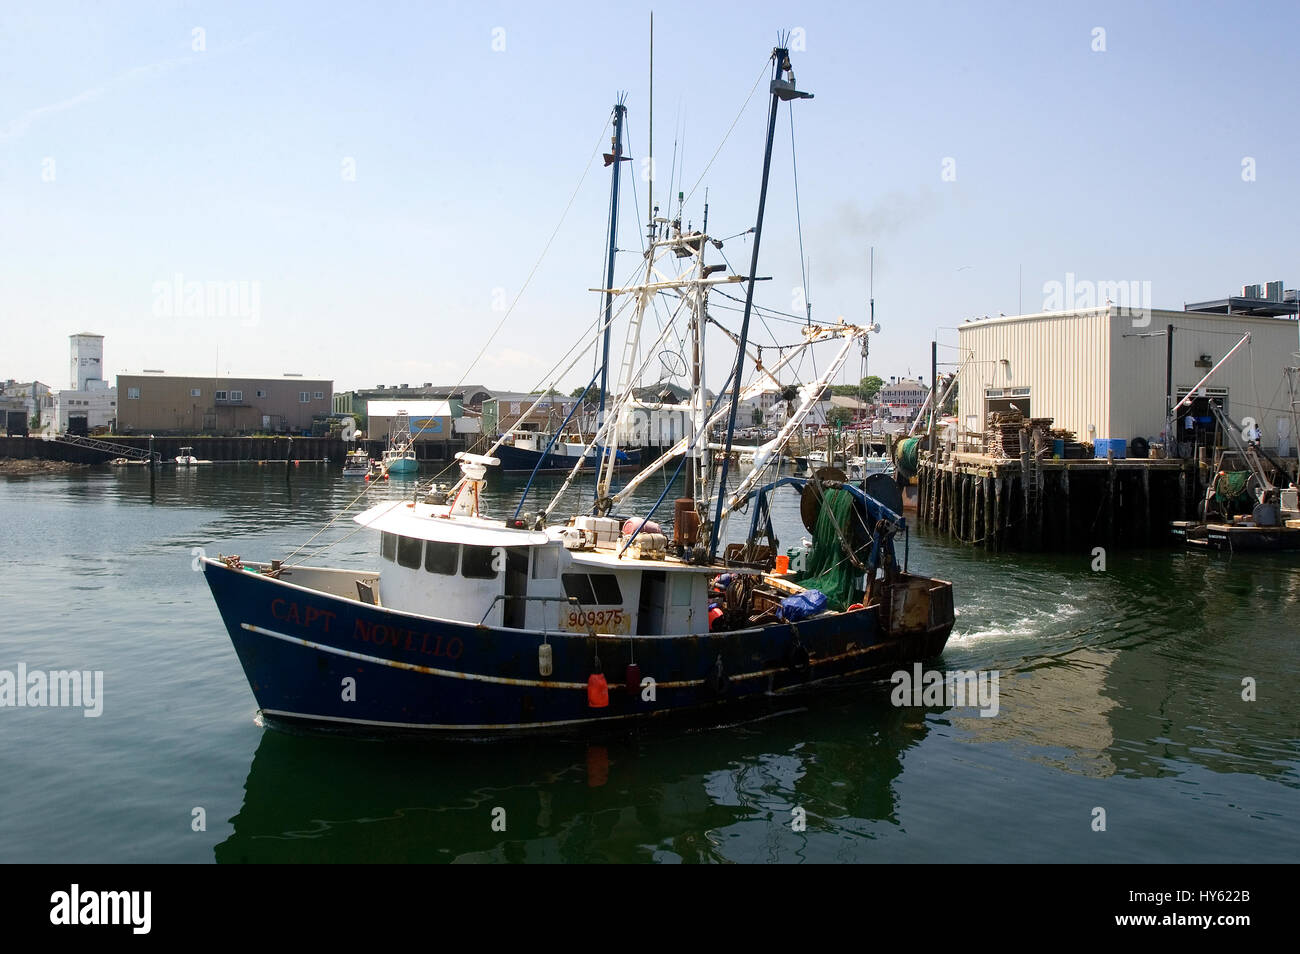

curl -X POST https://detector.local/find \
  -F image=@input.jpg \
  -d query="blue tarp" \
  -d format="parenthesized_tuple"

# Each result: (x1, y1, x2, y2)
(780, 589, 827, 622)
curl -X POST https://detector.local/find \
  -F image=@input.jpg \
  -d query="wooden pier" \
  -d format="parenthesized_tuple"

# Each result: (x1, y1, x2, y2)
(917, 451, 1194, 550)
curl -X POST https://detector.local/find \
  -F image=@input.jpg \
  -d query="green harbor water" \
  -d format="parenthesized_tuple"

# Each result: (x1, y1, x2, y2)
(0, 464, 1296, 863)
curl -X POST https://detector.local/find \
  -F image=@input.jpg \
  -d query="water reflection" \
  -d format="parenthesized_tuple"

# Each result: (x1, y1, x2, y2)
(7, 465, 1295, 861)
(217, 693, 937, 863)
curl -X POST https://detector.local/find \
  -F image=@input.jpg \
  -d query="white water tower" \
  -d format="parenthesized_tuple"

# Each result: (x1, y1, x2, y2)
(69, 333, 104, 390)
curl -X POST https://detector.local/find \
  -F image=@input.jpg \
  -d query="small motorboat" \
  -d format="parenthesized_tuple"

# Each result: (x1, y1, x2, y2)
(342, 449, 372, 478)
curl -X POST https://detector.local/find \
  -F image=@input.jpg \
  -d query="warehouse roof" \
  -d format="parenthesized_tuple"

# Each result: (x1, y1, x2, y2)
(366, 400, 452, 417)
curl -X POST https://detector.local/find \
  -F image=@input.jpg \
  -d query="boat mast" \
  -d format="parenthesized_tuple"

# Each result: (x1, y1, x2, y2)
(595, 97, 629, 497)
(707, 44, 811, 562)
(688, 197, 710, 507)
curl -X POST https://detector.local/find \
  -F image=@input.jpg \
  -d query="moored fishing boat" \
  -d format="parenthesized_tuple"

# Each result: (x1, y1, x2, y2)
(380, 411, 418, 475)
(342, 448, 372, 478)
(202, 42, 955, 738)
(494, 428, 640, 473)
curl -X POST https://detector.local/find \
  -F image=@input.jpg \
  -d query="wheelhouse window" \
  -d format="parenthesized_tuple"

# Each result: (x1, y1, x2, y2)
(397, 534, 423, 569)
(562, 572, 622, 606)
(424, 541, 458, 575)
(381, 532, 397, 562)
(462, 545, 498, 579)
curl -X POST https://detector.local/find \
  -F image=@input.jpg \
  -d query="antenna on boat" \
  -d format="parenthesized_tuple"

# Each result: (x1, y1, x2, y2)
(595, 96, 629, 498)
(707, 41, 812, 563)
(647, 12, 654, 236)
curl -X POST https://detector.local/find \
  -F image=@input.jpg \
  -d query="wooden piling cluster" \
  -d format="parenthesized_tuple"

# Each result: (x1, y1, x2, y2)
(916, 449, 1192, 551)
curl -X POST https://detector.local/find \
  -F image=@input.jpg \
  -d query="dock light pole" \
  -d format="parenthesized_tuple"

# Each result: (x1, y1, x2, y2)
(929, 341, 937, 446)
(708, 45, 811, 563)
(1165, 323, 1175, 446)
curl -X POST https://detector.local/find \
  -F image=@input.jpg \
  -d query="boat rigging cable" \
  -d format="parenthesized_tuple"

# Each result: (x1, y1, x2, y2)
(789, 102, 810, 325)
(679, 60, 770, 210)
(415, 113, 613, 489)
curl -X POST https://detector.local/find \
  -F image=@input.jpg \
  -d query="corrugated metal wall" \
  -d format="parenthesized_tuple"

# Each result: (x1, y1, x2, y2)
(957, 307, 1300, 451)
(1109, 310, 1298, 448)
(957, 309, 1111, 443)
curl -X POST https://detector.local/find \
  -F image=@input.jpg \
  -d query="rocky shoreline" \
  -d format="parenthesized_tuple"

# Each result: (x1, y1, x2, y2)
(0, 458, 91, 475)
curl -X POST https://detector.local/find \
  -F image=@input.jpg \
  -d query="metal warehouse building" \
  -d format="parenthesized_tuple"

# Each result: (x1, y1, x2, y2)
(956, 301, 1300, 454)
(365, 399, 453, 443)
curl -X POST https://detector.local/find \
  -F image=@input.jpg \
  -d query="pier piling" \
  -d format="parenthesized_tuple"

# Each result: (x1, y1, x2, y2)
(915, 451, 1193, 552)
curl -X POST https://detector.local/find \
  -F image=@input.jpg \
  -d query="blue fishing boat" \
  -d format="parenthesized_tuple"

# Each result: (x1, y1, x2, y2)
(494, 431, 640, 473)
(202, 44, 955, 737)
(380, 410, 419, 475)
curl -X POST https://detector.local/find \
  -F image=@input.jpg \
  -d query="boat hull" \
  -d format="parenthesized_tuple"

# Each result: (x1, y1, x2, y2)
(384, 457, 418, 474)
(494, 443, 640, 474)
(203, 559, 953, 738)
(1176, 521, 1300, 551)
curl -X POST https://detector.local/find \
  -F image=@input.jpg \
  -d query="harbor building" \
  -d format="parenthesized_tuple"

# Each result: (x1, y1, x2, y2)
(115, 372, 333, 435)
(483, 392, 577, 438)
(830, 394, 872, 423)
(1, 380, 53, 435)
(955, 299, 1299, 453)
(332, 383, 491, 419)
(45, 333, 118, 434)
(914, 286, 1300, 551)
(365, 400, 453, 443)
(880, 376, 929, 412)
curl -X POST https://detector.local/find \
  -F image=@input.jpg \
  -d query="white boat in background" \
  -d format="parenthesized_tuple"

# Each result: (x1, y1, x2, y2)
(342, 448, 372, 478)
(175, 447, 209, 466)
(848, 455, 894, 480)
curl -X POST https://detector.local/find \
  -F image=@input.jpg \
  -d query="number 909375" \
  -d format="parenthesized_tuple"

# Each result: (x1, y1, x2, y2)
(563, 608, 626, 632)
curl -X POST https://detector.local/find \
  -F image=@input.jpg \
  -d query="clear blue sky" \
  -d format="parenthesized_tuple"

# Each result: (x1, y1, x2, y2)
(2, 0, 1297, 394)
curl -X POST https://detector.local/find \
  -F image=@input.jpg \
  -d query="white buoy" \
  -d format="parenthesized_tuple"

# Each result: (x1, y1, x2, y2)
(538, 643, 553, 677)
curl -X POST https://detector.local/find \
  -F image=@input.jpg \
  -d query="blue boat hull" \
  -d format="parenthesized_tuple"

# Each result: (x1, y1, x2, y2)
(203, 559, 953, 738)
(384, 457, 418, 474)
(494, 443, 640, 474)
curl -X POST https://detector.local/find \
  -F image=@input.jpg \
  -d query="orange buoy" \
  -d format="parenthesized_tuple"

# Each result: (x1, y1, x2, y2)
(847, 602, 864, 611)
(774, 554, 790, 574)
(587, 672, 609, 708)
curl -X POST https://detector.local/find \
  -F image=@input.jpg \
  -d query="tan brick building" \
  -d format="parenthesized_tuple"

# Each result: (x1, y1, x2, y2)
(116, 373, 333, 434)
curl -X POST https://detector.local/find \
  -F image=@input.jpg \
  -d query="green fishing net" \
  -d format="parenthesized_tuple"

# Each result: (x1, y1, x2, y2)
(794, 487, 865, 612)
